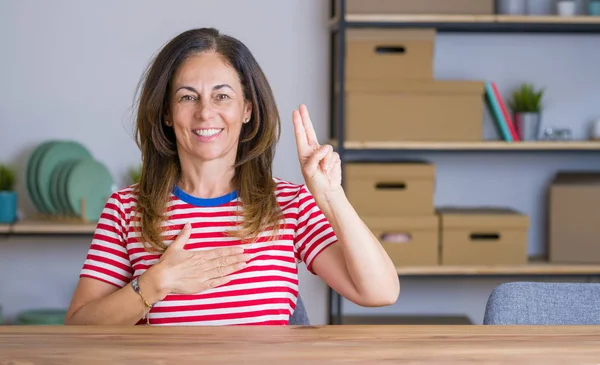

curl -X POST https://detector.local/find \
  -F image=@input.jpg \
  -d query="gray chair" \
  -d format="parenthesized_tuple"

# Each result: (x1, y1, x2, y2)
(483, 282, 600, 325)
(289, 294, 310, 325)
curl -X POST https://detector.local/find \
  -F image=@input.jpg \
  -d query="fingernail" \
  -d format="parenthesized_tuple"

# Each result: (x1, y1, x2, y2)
(184, 222, 191, 229)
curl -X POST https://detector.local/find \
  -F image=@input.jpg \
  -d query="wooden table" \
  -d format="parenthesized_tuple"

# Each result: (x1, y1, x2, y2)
(1, 325, 600, 364)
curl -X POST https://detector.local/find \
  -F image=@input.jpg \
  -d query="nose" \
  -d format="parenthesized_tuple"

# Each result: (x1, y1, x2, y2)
(195, 99, 216, 121)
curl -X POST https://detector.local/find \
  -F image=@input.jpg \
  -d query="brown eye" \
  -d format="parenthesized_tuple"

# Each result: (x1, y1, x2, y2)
(180, 95, 196, 101)
(216, 94, 230, 100)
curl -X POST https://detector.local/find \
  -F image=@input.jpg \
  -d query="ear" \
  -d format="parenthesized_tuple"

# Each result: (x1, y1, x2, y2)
(163, 109, 172, 127)
(243, 101, 252, 123)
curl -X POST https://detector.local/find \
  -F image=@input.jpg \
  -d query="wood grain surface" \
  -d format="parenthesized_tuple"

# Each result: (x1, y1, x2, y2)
(1, 325, 600, 364)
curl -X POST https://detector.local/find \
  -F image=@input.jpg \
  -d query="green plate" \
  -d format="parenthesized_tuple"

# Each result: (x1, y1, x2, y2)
(17, 309, 67, 325)
(65, 159, 113, 222)
(26, 141, 57, 214)
(57, 160, 80, 217)
(36, 141, 92, 215)
(49, 160, 73, 216)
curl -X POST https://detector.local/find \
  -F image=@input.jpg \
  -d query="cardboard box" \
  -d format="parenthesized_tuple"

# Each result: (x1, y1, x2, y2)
(346, 29, 435, 82)
(345, 79, 485, 142)
(346, 0, 494, 15)
(364, 215, 439, 266)
(438, 207, 529, 265)
(345, 162, 435, 216)
(549, 172, 600, 263)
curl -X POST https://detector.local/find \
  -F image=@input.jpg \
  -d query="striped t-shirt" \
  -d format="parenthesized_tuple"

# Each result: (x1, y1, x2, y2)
(79, 178, 338, 325)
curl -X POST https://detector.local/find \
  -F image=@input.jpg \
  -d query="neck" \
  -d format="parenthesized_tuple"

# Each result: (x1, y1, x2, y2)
(177, 154, 236, 198)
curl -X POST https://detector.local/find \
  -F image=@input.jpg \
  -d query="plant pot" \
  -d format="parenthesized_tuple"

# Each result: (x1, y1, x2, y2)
(0, 191, 17, 224)
(497, 0, 527, 14)
(557, 0, 576, 16)
(514, 112, 542, 141)
(527, 0, 553, 15)
(589, 0, 600, 15)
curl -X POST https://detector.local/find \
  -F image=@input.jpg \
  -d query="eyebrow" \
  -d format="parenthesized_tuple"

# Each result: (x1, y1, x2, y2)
(175, 84, 234, 93)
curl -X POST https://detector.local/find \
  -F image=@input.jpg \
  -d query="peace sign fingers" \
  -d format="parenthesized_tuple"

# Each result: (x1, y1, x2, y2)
(299, 104, 320, 149)
(293, 104, 319, 160)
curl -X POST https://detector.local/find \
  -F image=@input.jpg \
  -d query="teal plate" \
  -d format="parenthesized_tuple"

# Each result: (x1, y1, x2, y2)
(17, 309, 67, 325)
(26, 141, 57, 214)
(36, 141, 92, 215)
(57, 160, 80, 217)
(66, 159, 113, 222)
(49, 160, 74, 216)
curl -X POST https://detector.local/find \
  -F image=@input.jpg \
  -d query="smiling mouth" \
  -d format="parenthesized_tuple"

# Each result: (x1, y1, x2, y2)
(192, 128, 224, 138)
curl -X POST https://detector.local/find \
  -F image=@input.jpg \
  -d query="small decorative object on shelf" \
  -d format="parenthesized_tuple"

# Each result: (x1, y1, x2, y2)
(498, 0, 527, 15)
(557, 0, 577, 16)
(590, 0, 600, 15)
(590, 118, 600, 140)
(526, 0, 553, 15)
(0, 164, 17, 224)
(541, 127, 573, 141)
(509, 83, 545, 141)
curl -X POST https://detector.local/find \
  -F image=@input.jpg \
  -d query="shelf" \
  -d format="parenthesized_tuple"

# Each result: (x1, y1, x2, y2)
(341, 14, 600, 33)
(0, 219, 97, 236)
(396, 260, 600, 276)
(338, 141, 600, 151)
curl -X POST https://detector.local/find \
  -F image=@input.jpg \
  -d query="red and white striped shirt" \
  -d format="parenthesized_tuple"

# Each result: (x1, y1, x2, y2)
(79, 178, 337, 326)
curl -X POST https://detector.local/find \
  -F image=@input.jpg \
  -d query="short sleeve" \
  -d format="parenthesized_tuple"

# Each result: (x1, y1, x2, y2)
(79, 191, 134, 288)
(293, 185, 338, 274)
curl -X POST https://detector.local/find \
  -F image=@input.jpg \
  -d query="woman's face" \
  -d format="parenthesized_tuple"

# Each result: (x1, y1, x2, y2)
(167, 51, 251, 165)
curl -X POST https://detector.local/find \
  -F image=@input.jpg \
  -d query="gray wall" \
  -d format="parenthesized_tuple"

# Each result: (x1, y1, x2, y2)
(1, 0, 600, 325)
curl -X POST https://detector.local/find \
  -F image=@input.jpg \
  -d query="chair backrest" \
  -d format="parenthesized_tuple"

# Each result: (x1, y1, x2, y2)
(289, 293, 310, 325)
(483, 282, 600, 325)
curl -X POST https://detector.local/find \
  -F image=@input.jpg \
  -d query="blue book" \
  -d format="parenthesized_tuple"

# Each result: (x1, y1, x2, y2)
(484, 81, 513, 142)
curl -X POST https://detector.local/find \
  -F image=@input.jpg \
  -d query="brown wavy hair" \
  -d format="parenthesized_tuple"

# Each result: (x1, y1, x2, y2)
(133, 28, 282, 251)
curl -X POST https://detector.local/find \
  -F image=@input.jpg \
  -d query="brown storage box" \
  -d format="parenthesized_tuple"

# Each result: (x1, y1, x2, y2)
(438, 208, 529, 265)
(364, 216, 439, 266)
(346, 0, 494, 15)
(549, 172, 600, 263)
(346, 29, 435, 82)
(345, 79, 485, 142)
(345, 162, 435, 216)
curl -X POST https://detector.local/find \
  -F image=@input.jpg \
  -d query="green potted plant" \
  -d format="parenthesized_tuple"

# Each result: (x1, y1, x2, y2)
(0, 164, 17, 224)
(128, 164, 142, 185)
(508, 83, 544, 141)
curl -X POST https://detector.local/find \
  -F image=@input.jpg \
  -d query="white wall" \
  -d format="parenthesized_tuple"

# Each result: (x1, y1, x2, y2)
(0, 0, 331, 324)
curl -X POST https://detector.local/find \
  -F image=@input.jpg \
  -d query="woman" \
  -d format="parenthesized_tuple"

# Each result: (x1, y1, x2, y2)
(65, 27, 399, 326)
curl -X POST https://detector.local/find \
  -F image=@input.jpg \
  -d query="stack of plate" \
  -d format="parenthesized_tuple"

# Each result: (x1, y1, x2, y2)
(17, 309, 67, 325)
(26, 140, 114, 222)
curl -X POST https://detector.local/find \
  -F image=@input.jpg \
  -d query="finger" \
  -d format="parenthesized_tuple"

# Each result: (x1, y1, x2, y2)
(299, 104, 319, 148)
(200, 253, 251, 269)
(320, 147, 335, 172)
(329, 153, 342, 180)
(200, 276, 232, 291)
(203, 262, 247, 280)
(293, 109, 309, 156)
(167, 222, 192, 250)
(192, 246, 246, 264)
(305, 145, 331, 177)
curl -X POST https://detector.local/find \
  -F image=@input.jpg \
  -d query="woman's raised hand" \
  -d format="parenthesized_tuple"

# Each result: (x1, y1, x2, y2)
(292, 104, 342, 196)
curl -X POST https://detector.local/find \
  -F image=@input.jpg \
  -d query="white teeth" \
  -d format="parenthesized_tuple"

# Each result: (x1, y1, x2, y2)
(193, 129, 222, 137)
